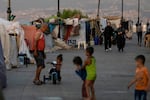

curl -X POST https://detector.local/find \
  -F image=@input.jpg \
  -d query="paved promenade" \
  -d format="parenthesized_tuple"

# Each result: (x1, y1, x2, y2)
(3, 34, 150, 100)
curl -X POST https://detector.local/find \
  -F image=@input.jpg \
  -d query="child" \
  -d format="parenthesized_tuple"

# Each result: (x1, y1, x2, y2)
(50, 54, 63, 81)
(128, 55, 150, 100)
(83, 47, 96, 100)
(73, 56, 87, 99)
(56, 54, 63, 81)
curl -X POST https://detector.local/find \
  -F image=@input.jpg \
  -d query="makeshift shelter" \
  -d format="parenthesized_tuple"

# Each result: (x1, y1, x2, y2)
(65, 18, 103, 47)
(0, 18, 33, 70)
(66, 18, 87, 49)
(103, 16, 121, 30)
(46, 17, 105, 51)
(0, 40, 7, 88)
(49, 25, 71, 52)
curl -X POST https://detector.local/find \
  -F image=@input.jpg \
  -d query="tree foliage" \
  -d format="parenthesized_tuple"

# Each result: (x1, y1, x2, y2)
(60, 9, 88, 19)
(44, 9, 88, 22)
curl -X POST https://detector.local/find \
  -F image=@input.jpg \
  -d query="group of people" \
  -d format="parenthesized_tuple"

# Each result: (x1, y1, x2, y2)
(103, 22, 126, 52)
(25, 22, 150, 100)
(31, 22, 97, 100)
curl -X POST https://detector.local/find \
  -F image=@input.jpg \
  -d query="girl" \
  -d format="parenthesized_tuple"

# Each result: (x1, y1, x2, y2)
(83, 47, 96, 100)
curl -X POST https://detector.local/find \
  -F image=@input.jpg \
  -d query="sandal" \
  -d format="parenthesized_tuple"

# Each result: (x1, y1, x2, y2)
(33, 80, 43, 85)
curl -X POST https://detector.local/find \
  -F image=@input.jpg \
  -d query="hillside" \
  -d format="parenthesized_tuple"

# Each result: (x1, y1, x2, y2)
(0, 0, 149, 21)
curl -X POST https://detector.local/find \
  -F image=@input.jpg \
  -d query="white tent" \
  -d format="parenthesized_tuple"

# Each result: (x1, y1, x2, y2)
(0, 18, 33, 70)
(0, 40, 7, 88)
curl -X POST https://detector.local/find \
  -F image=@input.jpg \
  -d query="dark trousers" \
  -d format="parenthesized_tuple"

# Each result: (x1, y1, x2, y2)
(135, 90, 147, 100)
(117, 35, 125, 51)
(137, 32, 142, 45)
(104, 36, 111, 50)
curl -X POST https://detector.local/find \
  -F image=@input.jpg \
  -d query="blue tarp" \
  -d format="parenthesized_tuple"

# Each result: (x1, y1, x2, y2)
(48, 23, 56, 33)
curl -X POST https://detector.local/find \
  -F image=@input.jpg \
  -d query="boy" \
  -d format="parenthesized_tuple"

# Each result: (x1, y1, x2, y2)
(83, 47, 96, 100)
(128, 55, 150, 100)
(56, 54, 63, 81)
(50, 54, 63, 82)
(73, 56, 87, 99)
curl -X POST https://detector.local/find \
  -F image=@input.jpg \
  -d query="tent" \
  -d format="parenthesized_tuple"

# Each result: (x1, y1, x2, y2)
(0, 18, 33, 70)
(0, 40, 7, 88)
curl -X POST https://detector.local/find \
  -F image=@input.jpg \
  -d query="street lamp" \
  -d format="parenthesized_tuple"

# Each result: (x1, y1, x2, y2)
(97, 0, 100, 19)
(138, 0, 140, 24)
(57, 0, 60, 17)
(7, 0, 12, 21)
(57, 0, 61, 38)
(121, 0, 124, 23)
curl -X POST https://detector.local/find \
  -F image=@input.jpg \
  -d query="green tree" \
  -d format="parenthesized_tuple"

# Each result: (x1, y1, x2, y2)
(60, 9, 88, 19)
(45, 9, 88, 22)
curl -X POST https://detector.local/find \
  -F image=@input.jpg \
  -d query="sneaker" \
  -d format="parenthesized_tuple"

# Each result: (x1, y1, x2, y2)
(109, 48, 112, 51)
(105, 49, 109, 52)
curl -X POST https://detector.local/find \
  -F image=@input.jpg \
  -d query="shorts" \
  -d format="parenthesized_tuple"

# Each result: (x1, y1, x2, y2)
(34, 51, 45, 68)
(86, 74, 96, 81)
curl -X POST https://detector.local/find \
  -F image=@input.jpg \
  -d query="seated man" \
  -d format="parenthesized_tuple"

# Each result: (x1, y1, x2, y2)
(0, 40, 7, 88)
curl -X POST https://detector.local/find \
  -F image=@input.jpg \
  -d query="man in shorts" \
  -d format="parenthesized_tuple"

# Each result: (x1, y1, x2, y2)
(33, 24, 48, 85)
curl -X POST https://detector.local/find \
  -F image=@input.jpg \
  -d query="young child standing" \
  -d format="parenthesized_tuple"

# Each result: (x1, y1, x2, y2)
(73, 56, 87, 99)
(83, 47, 96, 100)
(50, 54, 63, 82)
(128, 55, 150, 100)
(56, 54, 63, 81)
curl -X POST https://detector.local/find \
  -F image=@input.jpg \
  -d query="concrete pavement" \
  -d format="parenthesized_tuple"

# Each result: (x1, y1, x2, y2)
(3, 34, 150, 100)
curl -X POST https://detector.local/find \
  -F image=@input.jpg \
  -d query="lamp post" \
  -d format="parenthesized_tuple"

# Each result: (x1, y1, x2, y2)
(96, 0, 101, 36)
(57, 0, 60, 17)
(137, 0, 140, 24)
(121, 0, 124, 23)
(7, 0, 12, 21)
(97, 0, 100, 19)
(57, 0, 61, 38)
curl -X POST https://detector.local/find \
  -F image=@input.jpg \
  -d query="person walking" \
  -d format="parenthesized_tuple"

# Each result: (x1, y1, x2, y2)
(104, 22, 114, 52)
(146, 21, 150, 33)
(128, 55, 150, 100)
(116, 24, 126, 52)
(33, 24, 48, 85)
(136, 23, 143, 46)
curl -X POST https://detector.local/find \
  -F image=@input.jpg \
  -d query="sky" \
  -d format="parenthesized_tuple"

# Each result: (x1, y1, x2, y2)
(0, 0, 150, 17)
(0, 0, 149, 11)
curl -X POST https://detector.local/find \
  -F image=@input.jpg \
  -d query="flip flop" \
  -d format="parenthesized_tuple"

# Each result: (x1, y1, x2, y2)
(33, 80, 42, 85)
